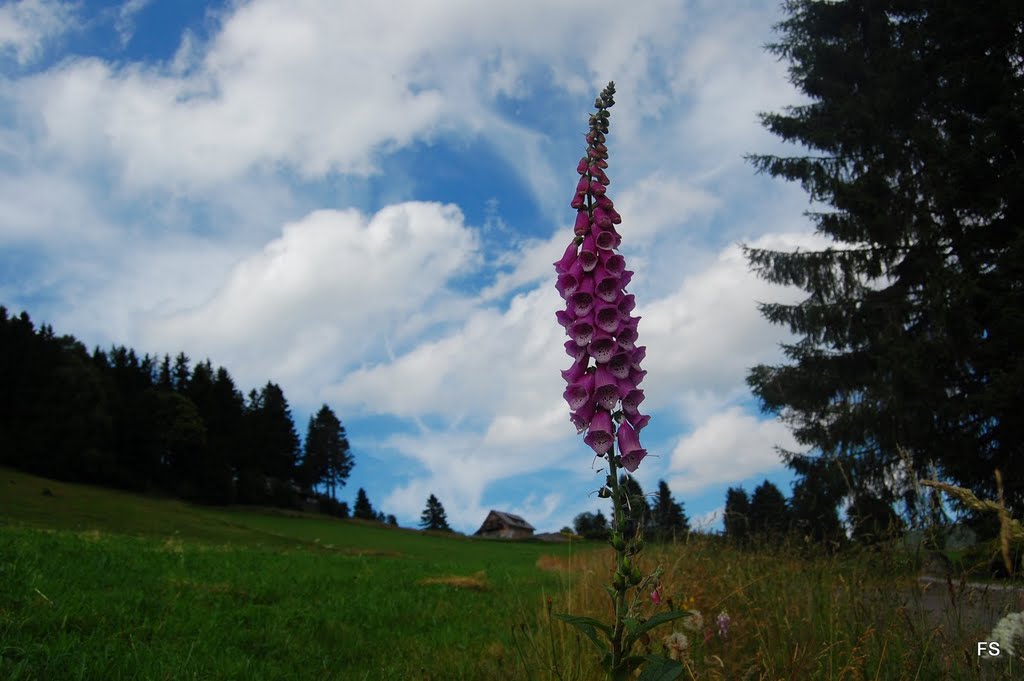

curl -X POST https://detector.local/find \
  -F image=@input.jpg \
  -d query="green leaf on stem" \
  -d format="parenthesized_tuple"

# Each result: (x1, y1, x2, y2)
(635, 610, 691, 636)
(553, 613, 611, 654)
(623, 610, 691, 649)
(636, 655, 684, 681)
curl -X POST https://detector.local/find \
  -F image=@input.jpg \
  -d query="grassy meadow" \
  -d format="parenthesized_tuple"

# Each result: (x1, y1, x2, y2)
(2, 467, 1023, 680)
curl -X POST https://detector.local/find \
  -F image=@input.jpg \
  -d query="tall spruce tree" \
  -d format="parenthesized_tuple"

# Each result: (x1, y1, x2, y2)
(745, 0, 1024, 512)
(301, 404, 353, 498)
(750, 480, 791, 539)
(419, 494, 452, 531)
(650, 480, 690, 542)
(724, 486, 751, 545)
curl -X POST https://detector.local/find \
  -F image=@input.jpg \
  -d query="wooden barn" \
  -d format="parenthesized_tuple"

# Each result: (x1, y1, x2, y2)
(474, 510, 535, 539)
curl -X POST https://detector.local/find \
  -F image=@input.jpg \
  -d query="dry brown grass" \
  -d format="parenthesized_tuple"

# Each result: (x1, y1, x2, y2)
(418, 570, 489, 591)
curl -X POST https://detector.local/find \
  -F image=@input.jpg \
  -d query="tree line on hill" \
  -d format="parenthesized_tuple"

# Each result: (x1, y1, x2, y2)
(722, 478, 918, 550)
(0, 306, 384, 518)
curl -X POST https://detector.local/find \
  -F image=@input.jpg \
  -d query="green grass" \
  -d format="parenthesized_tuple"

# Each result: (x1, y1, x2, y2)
(0, 468, 592, 680)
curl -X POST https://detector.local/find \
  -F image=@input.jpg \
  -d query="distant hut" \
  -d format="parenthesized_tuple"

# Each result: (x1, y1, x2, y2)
(474, 510, 535, 539)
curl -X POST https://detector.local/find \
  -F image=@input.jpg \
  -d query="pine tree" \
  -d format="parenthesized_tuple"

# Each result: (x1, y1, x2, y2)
(650, 480, 690, 542)
(157, 354, 172, 390)
(301, 404, 353, 498)
(789, 456, 846, 546)
(171, 352, 191, 393)
(419, 494, 451, 531)
(353, 488, 375, 520)
(750, 480, 790, 539)
(724, 487, 751, 545)
(745, 0, 1024, 512)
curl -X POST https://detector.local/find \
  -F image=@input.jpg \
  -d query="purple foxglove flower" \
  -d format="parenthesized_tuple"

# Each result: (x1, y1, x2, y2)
(608, 351, 631, 379)
(617, 420, 647, 472)
(626, 411, 650, 433)
(590, 335, 617, 364)
(600, 251, 625, 277)
(595, 302, 621, 334)
(595, 276, 620, 304)
(555, 308, 575, 330)
(569, 320, 594, 347)
(578, 234, 598, 272)
(563, 370, 595, 411)
(584, 408, 614, 455)
(571, 400, 597, 434)
(593, 364, 619, 411)
(595, 229, 617, 251)
(574, 211, 590, 236)
(571, 289, 594, 317)
(565, 339, 585, 361)
(617, 318, 640, 350)
(561, 354, 590, 384)
(554, 241, 578, 274)
(557, 82, 651, 470)
(590, 166, 610, 185)
(575, 176, 590, 196)
(556, 272, 579, 300)
(621, 388, 645, 415)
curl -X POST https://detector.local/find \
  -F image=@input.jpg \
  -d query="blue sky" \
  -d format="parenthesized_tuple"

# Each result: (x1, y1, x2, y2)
(0, 0, 831, 533)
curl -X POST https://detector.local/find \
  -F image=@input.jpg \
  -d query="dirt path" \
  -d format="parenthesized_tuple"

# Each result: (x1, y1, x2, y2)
(904, 575, 1024, 635)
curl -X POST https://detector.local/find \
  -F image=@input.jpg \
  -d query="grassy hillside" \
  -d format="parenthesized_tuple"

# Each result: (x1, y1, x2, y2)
(0, 467, 593, 680)
(4, 468, 1022, 680)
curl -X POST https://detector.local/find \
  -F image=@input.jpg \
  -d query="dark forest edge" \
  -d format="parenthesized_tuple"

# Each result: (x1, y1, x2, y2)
(0, 305, 390, 521)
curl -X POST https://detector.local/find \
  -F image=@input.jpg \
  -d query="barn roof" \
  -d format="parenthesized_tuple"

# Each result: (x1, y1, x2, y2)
(482, 510, 534, 531)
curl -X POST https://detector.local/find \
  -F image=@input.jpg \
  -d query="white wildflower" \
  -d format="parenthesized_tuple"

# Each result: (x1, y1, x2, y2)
(987, 611, 1024, 658)
(682, 609, 704, 633)
(662, 631, 690, 661)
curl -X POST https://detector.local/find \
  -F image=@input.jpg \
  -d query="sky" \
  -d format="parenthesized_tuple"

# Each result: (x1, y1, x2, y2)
(0, 0, 829, 534)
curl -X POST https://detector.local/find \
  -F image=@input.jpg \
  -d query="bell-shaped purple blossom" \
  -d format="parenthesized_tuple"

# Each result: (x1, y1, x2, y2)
(563, 369, 595, 411)
(590, 334, 618, 363)
(569, 320, 594, 347)
(561, 354, 589, 384)
(617, 420, 648, 472)
(608, 351, 631, 379)
(593, 364, 619, 411)
(574, 211, 590, 236)
(600, 251, 625, 277)
(571, 400, 597, 434)
(554, 242, 578, 274)
(584, 408, 614, 455)
(625, 411, 650, 433)
(594, 302, 621, 334)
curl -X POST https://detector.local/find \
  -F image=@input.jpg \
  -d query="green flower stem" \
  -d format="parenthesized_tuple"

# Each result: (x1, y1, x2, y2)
(606, 444, 629, 679)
